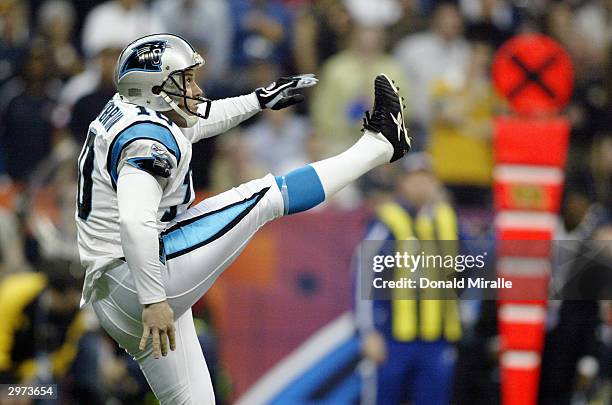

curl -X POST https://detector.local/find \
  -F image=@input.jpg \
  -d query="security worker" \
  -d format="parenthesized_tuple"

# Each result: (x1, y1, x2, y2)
(356, 154, 461, 405)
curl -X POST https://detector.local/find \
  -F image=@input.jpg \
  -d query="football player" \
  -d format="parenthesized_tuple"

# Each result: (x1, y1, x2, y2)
(76, 33, 410, 404)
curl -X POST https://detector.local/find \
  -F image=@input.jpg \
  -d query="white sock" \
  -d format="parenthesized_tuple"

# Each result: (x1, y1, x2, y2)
(310, 130, 393, 197)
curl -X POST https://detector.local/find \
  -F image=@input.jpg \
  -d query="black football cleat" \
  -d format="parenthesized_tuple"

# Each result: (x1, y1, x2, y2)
(362, 74, 411, 162)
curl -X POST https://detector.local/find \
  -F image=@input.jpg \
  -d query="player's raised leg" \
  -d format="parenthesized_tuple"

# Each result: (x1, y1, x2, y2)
(278, 74, 410, 215)
(160, 74, 411, 317)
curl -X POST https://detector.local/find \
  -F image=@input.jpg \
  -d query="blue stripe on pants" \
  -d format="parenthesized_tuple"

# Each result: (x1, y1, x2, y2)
(162, 187, 269, 259)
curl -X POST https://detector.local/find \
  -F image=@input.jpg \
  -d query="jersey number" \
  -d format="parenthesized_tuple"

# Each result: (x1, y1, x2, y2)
(136, 106, 174, 127)
(77, 128, 97, 220)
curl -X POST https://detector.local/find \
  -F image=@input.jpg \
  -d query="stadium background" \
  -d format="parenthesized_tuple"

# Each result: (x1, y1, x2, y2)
(0, 0, 610, 403)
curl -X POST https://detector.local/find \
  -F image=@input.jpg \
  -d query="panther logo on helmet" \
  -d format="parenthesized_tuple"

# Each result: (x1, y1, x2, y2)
(119, 40, 167, 78)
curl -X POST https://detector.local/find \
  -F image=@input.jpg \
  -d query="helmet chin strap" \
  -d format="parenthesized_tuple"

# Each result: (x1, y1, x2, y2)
(160, 91, 199, 128)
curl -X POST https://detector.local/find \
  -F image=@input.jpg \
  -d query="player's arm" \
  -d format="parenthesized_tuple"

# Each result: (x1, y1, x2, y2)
(117, 166, 166, 305)
(189, 74, 318, 142)
(114, 137, 178, 358)
(117, 167, 176, 359)
(117, 166, 176, 359)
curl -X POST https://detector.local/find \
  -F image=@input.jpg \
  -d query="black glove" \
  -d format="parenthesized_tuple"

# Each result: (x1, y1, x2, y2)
(255, 74, 318, 110)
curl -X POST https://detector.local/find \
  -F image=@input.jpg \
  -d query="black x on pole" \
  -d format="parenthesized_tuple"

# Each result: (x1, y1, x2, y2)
(508, 54, 559, 100)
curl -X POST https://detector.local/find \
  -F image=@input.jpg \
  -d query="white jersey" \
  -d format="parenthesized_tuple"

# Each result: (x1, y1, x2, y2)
(77, 92, 261, 304)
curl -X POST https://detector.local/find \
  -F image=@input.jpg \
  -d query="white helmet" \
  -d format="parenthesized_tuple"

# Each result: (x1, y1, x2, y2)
(115, 33, 211, 127)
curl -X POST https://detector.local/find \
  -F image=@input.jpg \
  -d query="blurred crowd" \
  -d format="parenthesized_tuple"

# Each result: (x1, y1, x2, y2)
(0, 0, 610, 403)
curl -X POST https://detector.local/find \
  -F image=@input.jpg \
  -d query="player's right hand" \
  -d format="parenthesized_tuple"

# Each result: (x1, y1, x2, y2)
(140, 300, 176, 359)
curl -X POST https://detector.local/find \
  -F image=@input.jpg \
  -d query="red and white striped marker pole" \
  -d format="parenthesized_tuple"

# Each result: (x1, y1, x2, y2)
(491, 34, 574, 405)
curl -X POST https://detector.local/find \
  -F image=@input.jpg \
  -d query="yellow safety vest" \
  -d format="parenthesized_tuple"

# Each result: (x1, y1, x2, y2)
(376, 202, 462, 342)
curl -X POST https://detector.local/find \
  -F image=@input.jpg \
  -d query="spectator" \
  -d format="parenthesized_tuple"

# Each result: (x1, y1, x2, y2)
(211, 132, 265, 193)
(573, 0, 611, 67)
(244, 106, 311, 174)
(27, 138, 80, 262)
(428, 41, 499, 206)
(0, 0, 30, 180)
(540, 224, 612, 404)
(81, 0, 165, 58)
(0, 207, 28, 274)
(539, 167, 612, 403)
(55, 0, 163, 128)
(68, 47, 122, 146)
(545, 2, 577, 53)
(565, 74, 609, 169)
(0, 0, 29, 88)
(343, 0, 403, 28)
(558, 172, 607, 242)
(589, 129, 612, 208)
(153, 0, 233, 82)
(312, 24, 407, 156)
(460, 0, 514, 47)
(0, 39, 59, 183)
(230, 0, 292, 71)
(53, 0, 164, 118)
(452, 299, 500, 404)
(386, 0, 429, 48)
(66, 0, 102, 49)
(551, 169, 609, 335)
(394, 3, 470, 149)
(560, 124, 612, 229)
(36, 0, 83, 81)
(293, 0, 352, 74)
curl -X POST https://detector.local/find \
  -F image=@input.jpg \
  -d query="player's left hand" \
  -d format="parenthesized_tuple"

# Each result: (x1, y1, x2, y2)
(255, 74, 318, 110)
(140, 300, 176, 359)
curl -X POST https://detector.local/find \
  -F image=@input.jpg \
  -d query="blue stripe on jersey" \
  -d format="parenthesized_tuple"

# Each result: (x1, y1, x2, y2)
(108, 121, 180, 187)
(274, 165, 325, 215)
(161, 187, 269, 259)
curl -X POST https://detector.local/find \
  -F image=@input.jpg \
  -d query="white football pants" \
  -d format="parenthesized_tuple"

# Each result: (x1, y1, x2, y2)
(91, 174, 284, 405)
